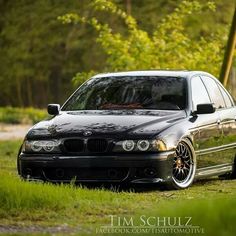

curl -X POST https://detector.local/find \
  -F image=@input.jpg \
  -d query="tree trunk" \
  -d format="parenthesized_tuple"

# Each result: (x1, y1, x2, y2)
(16, 77, 23, 107)
(125, 0, 131, 15)
(219, 7, 236, 87)
(26, 77, 33, 106)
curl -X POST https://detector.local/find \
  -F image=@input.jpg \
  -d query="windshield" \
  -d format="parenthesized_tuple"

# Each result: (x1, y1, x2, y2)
(62, 76, 187, 111)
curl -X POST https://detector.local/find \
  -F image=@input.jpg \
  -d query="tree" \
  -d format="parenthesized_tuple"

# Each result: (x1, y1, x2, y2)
(0, 0, 96, 107)
(60, 0, 226, 87)
(0, 0, 233, 107)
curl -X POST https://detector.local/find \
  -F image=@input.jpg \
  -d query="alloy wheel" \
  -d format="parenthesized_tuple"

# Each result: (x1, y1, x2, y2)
(172, 140, 195, 188)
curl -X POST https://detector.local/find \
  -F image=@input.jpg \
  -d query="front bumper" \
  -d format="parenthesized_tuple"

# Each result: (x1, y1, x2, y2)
(18, 151, 175, 184)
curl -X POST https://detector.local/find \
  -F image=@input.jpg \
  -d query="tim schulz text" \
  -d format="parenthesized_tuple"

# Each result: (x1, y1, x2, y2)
(96, 215, 205, 234)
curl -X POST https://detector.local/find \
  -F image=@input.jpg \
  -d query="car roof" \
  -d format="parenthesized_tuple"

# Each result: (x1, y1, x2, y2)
(92, 70, 215, 79)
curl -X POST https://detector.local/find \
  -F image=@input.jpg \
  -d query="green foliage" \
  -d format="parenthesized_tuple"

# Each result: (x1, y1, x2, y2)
(60, 0, 227, 87)
(0, 0, 93, 107)
(0, 0, 234, 106)
(72, 71, 97, 87)
(0, 107, 47, 124)
(0, 172, 75, 211)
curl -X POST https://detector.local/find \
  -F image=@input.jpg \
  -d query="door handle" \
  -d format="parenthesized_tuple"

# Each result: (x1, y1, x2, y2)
(217, 119, 221, 125)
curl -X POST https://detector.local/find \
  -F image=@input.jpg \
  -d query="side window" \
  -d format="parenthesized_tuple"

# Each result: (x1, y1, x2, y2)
(218, 84, 233, 108)
(201, 76, 225, 109)
(191, 76, 211, 111)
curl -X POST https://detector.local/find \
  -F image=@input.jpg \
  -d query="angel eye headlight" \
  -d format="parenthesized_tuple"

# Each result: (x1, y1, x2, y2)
(43, 141, 57, 152)
(31, 141, 43, 152)
(137, 140, 150, 151)
(23, 140, 61, 153)
(122, 140, 135, 151)
(113, 139, 162, 153)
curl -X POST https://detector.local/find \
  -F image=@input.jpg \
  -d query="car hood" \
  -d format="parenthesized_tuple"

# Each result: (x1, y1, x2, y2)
(26, 110, 186, 139)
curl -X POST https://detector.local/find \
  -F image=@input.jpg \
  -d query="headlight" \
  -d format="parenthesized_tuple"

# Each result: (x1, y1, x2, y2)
(113, 139, 167, 152)
(22, 140, 61, 153)
(152, 140, 167, 151)
(137, 140, 150, 151)
(122, 140, 135, 151)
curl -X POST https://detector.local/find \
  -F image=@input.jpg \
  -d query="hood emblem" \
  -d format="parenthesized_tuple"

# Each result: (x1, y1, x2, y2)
(48, 125, 57, 134)
(83, 130, 92, 136)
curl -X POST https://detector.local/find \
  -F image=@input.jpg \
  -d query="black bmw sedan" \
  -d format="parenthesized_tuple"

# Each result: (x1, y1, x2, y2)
(18, 71, 236, 189)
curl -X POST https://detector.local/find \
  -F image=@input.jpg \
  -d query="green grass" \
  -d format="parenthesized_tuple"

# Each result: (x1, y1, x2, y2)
(0, 140, 236, 235)
(0, 107, 47, 124)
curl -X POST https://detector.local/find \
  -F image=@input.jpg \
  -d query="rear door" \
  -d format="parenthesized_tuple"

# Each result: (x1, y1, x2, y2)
(202, 75, 236, 168)
(201, 75, 236, 169)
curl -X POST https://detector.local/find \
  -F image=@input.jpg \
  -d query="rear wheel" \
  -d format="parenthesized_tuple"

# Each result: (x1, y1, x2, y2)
(230, 156, 236, 179)
(168, 139, 196, 189)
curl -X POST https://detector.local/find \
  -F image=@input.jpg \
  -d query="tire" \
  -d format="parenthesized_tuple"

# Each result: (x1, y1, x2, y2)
(17, 145, 22, 176)
(230, 156, 236, 179)
(167, 138, 196, 190)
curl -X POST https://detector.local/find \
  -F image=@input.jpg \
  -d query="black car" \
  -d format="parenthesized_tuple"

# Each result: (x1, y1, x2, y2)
(18, 71, 236, 189)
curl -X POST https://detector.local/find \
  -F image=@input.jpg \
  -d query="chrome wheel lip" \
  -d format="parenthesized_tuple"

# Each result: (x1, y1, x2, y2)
(172, 141, 196, 188)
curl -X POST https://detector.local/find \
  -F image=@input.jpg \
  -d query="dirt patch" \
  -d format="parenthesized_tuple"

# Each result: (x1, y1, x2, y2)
(0, 224, 87, 234)
(0, 124, 32, 140)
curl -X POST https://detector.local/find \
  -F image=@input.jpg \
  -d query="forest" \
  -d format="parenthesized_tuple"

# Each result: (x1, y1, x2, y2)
(0, 0, 235, 107)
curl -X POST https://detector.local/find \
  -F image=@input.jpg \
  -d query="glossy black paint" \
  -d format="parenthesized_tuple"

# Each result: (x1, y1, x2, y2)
(196, 103, 215, 114)
(18, 70, 236, 186)
(26, 110, 186, 139)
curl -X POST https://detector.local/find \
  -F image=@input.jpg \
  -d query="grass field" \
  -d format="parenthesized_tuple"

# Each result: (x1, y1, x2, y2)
(0, 140, 236, 235)
(0, 107, 47, 124)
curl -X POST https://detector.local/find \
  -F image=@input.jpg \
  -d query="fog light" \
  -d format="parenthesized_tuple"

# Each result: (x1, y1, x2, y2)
(122, 140, 135, 151)
(144, 168, 156, 177)
(56, 168, 64, 178)
(108, 169, 118, 178)
(137, 140, 150, 151)
(25, 168, 32, 176)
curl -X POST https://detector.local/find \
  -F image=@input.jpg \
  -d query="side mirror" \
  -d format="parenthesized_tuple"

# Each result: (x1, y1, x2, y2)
(196, 103, 215, 114)
(47, 104, 60, 115)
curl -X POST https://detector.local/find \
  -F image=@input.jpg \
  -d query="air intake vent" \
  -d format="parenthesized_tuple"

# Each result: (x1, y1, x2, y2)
(64, 139, 84, 153)
(87, 139, 108, 153)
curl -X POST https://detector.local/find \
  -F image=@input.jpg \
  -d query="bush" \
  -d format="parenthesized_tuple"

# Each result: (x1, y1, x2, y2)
(0, 107, 48, 124)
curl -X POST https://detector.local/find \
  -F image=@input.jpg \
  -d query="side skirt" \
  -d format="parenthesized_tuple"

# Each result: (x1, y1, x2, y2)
(195, 163, 233, 179)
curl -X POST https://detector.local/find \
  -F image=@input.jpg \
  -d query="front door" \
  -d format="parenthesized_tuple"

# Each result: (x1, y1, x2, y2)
(190, 76, 223, 169)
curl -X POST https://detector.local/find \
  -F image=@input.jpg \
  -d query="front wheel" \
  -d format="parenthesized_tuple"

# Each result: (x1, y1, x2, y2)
(17, 145, 22, 176)
(167, 139, 196, 190)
